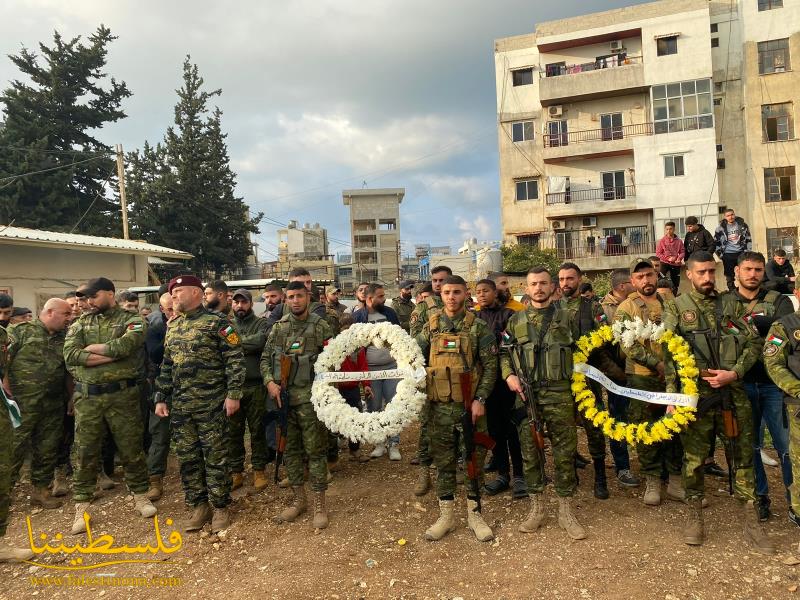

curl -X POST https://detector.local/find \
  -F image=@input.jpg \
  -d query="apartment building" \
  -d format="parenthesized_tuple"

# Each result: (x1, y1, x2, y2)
(494, 0, 795, 272)
(277, 220, 329, 260)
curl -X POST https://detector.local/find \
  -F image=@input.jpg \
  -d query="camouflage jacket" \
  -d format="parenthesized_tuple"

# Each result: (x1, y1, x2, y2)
(156, 306, 245, 406)
(558, 295, 625, 382)
(764, 311, 800, 400)
(233, 310, 269, 384)
(7, 319, 67, 399)
(0, 325, 7, 378)
(409, 295, 444, 337)
(614, 292, 665, 377)
(64, 305, 146, 384)
(391, 296, 414, 332)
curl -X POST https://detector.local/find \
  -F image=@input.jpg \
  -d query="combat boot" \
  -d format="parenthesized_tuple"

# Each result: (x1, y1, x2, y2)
(274, 486, 306, 523)
(557, 496, 587, 540)
(70, 502, 91, 535)
(466, 498, 493, 542)
(211, 508, 230, 533)
(146, 475, 163, 501)
(593, 458, 609, 500)
(97, 470, 115, 490)
(424, 499, 457, 541)
(643, 476, 662, 506)
(185, 502, 212, 531)
(134, 493, 157, 518)
(683, 498, 704, 545)
(278, 476, 290, 488)
(519, 493, 546, 533)
(51, 467, 69, 497)
(742, 500, 775, 555)
(31, 486, 63, 509)
(414, 467, 431, 496)
(312, 491, 329, 529)
(0, 539, 34, 562)
(666, 474, 686, 503)
(231, 472, 244, 491)
(253, 469, 269, 491)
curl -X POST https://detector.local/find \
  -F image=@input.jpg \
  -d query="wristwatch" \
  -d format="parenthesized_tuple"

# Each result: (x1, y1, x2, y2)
(474, 396, 486, 405)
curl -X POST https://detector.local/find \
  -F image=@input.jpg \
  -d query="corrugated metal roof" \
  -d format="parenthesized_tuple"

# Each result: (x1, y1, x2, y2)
(0, 226, 193, 259)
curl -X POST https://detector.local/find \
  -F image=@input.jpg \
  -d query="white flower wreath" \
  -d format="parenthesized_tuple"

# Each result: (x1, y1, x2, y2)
(610, 317, 666, 350)
(311, 322, 427, 445)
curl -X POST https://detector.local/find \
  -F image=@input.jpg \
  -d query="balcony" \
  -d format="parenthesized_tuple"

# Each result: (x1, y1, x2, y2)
(545, 184, 638, 217)
(539, 55, 645, 106)
(542, 122, 653, 161)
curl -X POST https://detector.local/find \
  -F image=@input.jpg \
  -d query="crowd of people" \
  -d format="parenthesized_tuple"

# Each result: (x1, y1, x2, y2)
(1, 240, 800, 561)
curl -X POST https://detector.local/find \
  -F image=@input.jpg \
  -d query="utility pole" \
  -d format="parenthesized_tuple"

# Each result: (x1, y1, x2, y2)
(115, 144, 130, 240)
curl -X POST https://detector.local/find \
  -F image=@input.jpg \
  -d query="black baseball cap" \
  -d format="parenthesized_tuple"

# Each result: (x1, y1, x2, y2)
(232, 288, 252, 301)
(399, 279, 415, 290)
(76, 277, 115, 297)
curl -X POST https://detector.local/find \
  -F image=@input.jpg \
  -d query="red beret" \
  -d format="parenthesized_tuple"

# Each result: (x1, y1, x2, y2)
(168, 275, 204, 294)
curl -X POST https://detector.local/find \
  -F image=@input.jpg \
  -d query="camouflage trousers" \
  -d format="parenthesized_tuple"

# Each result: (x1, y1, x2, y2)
(172, 401, 231, 508)
(428, 401, 487, 498)
(515, 392, 577, 497)
(228, 383, 269, 472)
(285, 401, 328, 492)
(787, 406, 800, 514)
(680, 384, 755, 502)
(11, 390, 64, 488)
(73, 386, 149, 502)
(577, 380, 606, 461)
(0, 405, 12, 537)
(627, 375, 683, 478)
(417, 402, 432, 466)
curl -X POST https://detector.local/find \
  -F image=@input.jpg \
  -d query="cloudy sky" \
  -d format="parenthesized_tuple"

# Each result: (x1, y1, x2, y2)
(0, 0, 647, 261)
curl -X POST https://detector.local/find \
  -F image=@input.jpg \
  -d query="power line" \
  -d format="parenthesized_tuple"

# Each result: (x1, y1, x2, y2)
(0, 154, 109, 187)
(0, 145, 112, 158)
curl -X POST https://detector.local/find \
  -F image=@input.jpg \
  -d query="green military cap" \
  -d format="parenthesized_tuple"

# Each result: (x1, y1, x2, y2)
(629, 258, 654, 273)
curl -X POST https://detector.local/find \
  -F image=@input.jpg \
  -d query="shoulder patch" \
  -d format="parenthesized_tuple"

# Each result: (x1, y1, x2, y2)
(681, 310, 697, 323)
(127, 322, 143, 332)
(764, 344, 779, 357)
(793, 330, 800, 342)
(219, 324, 240, 345)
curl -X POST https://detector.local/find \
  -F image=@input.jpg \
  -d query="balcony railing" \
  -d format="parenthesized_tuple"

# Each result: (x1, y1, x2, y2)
(543, 122, 653, 148)
(518, 227, 655, 261)
(546, 184, 636, 205)
(541, 54, 642, 78)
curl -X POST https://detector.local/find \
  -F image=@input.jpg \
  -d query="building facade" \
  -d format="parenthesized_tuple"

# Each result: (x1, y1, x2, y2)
(277, 221, 329, 260)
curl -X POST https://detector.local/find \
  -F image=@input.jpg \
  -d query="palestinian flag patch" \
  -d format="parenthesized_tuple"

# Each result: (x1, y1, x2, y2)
(219, 325, 240, 345)
(766, 334, 784, 347)
(443, 339, 457, 349)
(724, 320, 740, 334)
(596, 313, 607, 323)
(290, 341, 302, 350)
(127, 322, 143, 332)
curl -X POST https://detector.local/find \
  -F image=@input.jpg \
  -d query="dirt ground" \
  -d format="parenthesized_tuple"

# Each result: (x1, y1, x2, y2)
(2, 425, 799, 600)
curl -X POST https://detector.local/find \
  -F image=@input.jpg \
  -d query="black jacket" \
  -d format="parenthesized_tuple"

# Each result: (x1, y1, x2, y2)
(476, 304, 515, 343)
(683, 225, 715, 258)
(765, 259, 795, 288)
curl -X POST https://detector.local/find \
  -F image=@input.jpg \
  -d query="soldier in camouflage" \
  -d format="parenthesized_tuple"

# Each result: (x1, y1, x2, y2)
(503, 267, 587, 540)
(6, 298, 72, 509)
(261, 281, 333, 529)
(64, 277, 157, 535)
(414, 275, 497, 542)
(155, 275, 245, 533)
(391, 280, 415, 333)
(662, 251, 773, 553)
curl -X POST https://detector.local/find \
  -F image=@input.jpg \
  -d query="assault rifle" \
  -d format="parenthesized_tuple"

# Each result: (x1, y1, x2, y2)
(266, 354, 292, 484)
(459, 369, 495, 510)
(505, 342, 547, 482)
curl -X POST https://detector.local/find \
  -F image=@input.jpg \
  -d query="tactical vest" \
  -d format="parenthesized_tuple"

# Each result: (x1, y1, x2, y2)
(510, 306, 574, 388)
(425, 295, 442, 315)
(426, 311, 480, 402)
(625, 294, 665, 376)
(672, 292, 744, 371)
(270, 313, 326, 388)
(777, 312, 800, 404)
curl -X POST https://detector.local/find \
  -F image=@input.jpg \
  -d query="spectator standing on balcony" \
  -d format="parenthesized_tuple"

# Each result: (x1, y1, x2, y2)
(765, 248, 795, 294)
(683, 216, 715, 259)
(656, 221, 685, 292)
(714, 208, 752, 291)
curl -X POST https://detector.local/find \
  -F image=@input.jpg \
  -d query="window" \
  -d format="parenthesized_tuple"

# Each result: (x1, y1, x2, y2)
(711, 38, 720, 48)
(512, 121, 534, 142)
(758, 39, 790, 74)
(515, 179, 539, 201)
(657, 36, 678, 56)
(337, 267, 353, 277)
(717, 158, 726, 169)
(517, 234, 540, 247)
(600, 113, 623, 140)
(759, 0, 783, 11)
(664, 154, 685, 177)
(652, 79, 714, 133)
(354, 234, 377, 247)
(601, 171, 626, 199)
(545, 62, 566, 77)
(710, 24, 719, 33)
(764, 166, 796, 202)
(716, 144, 724, 152)
(378, 219, 396, 231)
(762, 103, 794, 141)
(714, 82, 724, 92)
(512, 68, 533, 86)
(353, 219, 375, 231)
(767, 227, 796, 257)
(546, 120, 569, 147)
(714, 98, 722, 106)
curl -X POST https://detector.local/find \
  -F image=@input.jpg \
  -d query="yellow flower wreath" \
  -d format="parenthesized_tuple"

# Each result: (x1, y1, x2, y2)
(572, 325, 698, 445)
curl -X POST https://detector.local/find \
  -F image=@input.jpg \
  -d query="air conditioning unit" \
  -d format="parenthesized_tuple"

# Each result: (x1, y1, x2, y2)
(548, 105, 563, 117)
(582, 217, 597, 228)
(551, 220, 566, 230)
(610, 40, 624, 53)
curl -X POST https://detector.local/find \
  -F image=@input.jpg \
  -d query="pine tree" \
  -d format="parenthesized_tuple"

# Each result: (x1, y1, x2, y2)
(0, 26, 130, 234)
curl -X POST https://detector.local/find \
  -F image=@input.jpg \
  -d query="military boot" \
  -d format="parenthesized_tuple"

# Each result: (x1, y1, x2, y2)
(274, 486, 306, 523)
(665, 474, 686, 503)
(643, 475, 661, 506)
(97, 470, 115, 490)
(51, 467, 69, 497)
(32, 486, 63, 509)
(211, 508, 230, 533)
(593, 458, 609, 500)
(231, 472, 244, 491)
(71, 502, 91, 535)
(466, 499, 493, 542)
(0, 539, 34, 562)
(414, 467, 431, 496)
(253, 469, 269, 492)
(557, 496, 587, 540)
(742, 500, 775, 555)
(134, 493, 157, 518)
(146, 475, 163, 501)
(185, 502, 213, 532)
(683, 498, 704, 546)
(424, 499, 457, 541)
(278, 476, 290, 488)
(519, 493, 546, 533)
(312, 491, 329, 529)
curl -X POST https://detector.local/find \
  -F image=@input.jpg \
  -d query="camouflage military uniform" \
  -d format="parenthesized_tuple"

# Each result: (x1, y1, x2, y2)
(0, 327, 11, 537)
(155, 306, 244, 508)
(260, 312, 332, 491)
(501, 305, 578, 496)
(410, 295, 444, 468)
(415, 310, 497, 498)
(63, 305, 150, 502)
(663, 290, 760, 502)
(6, 320, 67, 487)
(391, 296, 414, 333)
(615, 293, 683, 477)
(230, 310, 271, 472)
